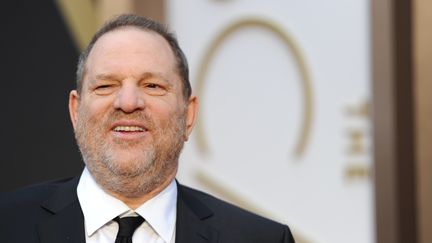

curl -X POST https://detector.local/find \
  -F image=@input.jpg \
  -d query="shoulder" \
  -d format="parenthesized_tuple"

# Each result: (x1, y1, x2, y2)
(0, 177, 79, 242)
(178, 184, 295, 242)
(0, 177, 77, 212)
(179, 185, 268, 220)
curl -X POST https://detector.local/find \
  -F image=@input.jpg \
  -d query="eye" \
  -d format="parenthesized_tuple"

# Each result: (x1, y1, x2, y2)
(96, 85, 111, 89)
(94, 84, 116, 95)
(146, 83, 160, 89)
(144, 83, 167, 96)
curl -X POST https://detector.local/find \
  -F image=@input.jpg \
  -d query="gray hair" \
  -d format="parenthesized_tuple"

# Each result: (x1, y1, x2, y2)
(76, 14, 191, 99)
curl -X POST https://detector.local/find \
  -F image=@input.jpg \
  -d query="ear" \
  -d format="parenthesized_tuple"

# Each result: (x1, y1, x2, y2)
(184, 95, 198, 141)
(68, 90, 80, 130)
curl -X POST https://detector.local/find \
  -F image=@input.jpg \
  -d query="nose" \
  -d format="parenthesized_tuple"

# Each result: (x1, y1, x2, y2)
(113, 83, 145, 113)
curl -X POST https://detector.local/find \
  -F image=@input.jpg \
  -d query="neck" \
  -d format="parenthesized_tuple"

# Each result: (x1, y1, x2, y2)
(110, 172, 176, 209)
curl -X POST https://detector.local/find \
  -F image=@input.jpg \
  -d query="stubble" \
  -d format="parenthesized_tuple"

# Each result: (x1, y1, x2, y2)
(74, 105, 187, 198)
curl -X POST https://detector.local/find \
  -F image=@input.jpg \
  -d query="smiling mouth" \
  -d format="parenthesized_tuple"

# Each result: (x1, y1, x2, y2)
(113, 126, 145, 132)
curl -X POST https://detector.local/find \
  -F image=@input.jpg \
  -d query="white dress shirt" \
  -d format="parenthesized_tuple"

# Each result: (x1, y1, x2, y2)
(77, 168, 177, 243)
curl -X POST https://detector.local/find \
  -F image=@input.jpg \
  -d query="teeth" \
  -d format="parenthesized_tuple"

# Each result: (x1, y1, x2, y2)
(113, 126, 144, 132)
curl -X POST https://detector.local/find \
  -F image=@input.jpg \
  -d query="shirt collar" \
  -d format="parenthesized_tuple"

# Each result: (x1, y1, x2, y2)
(135, 178, 177, 243)
(77, 168, 177, 242)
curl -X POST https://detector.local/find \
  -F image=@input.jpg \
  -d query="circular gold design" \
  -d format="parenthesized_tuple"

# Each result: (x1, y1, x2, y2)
(195, 17, 313, 159)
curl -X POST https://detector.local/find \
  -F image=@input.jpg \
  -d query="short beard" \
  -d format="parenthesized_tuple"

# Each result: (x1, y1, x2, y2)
(74, 106, 187, 199)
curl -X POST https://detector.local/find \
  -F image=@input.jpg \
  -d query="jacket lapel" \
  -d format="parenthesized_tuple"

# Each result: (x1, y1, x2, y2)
(175, 185, 219, 243)
(36, 178, 218, 243)
(37, 177, 86, 243)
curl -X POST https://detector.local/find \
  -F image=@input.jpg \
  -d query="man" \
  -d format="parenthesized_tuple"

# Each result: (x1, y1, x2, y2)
(0, 14, 295, 243)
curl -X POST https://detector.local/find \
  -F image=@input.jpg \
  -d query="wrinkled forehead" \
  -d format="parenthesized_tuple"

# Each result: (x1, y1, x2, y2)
(78, 26, 187, 100)
(89, 27, 176, 68)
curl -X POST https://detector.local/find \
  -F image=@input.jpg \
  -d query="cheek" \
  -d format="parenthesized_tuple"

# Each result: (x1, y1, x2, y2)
(146, 96, 182, 118)
(81, 99, 112, 120)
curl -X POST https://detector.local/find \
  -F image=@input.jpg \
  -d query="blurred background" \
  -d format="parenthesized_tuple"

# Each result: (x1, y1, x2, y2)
(0, 1, 430, 243)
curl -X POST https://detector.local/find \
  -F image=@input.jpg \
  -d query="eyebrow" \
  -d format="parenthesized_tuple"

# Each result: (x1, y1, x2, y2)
(94, 72, 172, 83)
(94, 73, 121, 81)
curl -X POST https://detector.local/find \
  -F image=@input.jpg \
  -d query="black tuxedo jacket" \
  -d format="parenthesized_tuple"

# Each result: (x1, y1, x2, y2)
(0, 176, 295, 243)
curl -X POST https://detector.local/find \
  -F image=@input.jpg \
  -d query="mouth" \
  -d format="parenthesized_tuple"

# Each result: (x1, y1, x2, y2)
(110, 121, 148, 140)
(113, 125, 145, 132)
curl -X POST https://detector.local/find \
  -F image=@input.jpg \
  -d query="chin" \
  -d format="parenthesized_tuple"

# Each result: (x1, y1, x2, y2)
(104, 155, 154, 178)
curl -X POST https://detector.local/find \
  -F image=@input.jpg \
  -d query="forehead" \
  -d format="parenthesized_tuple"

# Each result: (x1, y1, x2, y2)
(85, 27, 178, 80)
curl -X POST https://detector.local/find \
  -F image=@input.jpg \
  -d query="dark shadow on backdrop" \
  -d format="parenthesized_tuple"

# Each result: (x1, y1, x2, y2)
(0, 1, 83, 191)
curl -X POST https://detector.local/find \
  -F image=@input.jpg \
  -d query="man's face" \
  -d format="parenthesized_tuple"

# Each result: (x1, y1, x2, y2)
(68, 27, 197, 197)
